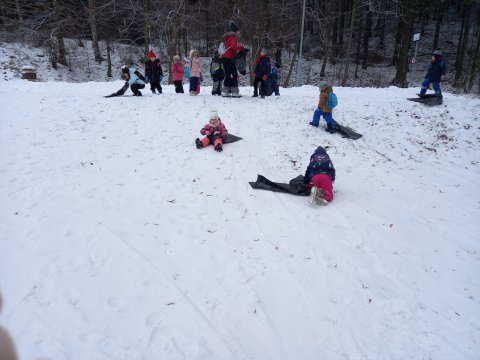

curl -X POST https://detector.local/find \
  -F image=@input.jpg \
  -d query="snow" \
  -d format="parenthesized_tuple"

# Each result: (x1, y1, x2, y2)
(0, 80, 479, 360)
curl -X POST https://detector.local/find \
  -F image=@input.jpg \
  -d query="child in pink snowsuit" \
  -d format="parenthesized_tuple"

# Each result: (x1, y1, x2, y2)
(195, 109, 228, 152)
(304, 146, 335, 203)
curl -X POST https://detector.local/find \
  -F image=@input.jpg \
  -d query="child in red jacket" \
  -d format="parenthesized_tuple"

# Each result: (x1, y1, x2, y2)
(195, 108, 228, 152)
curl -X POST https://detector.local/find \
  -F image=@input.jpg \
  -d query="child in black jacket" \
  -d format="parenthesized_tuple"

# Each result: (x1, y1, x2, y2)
(145, 51, 163, 94)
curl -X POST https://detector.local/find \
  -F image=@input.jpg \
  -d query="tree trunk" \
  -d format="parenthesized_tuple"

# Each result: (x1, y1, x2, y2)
(144, 0, 150, 56)
(320, 1, 335, 77)
(15, 0, 23, 22)
(52, 0, 67, 66)
(106, 28, 112, 78)
(354, 12, 362, 78)
(284, 40, 299, 87)
(362, 10, 372, 69)
(432, 12, 443, 50)
(391, 0, 417, 87)
(341, 0, 357, 86)
(49, 37, 58, 70)
(390, 15, 403, 66)
(377, 15, 385, 50)
(168, 0, 181, 84)
(331, 0, 339, 62)
(465, 22, 479, 92)
(88, 0, 103, 63)
(454, 5, 471, 88)
(455, 7, 466, 74)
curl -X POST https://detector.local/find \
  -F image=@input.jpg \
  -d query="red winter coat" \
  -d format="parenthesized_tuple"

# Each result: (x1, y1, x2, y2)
(222, 32, 244, 60)
(200, 119, 228, 139)
(171, 62, 184, 81)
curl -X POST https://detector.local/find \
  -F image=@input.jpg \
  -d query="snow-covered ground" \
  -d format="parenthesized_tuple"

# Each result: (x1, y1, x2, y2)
(0, 80, 479, 360)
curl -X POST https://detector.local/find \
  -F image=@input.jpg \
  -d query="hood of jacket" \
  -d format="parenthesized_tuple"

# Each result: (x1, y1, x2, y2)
(222, 31, 237, 39)
(313, 146, 327, 156)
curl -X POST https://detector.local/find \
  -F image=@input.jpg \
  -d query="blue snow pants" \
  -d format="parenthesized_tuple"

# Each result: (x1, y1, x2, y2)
(312, 109, 335, 128)
(420, 79, 442, 96)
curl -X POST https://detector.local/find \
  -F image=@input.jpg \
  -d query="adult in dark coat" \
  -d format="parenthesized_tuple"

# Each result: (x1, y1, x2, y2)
(221, 21, 245, 97)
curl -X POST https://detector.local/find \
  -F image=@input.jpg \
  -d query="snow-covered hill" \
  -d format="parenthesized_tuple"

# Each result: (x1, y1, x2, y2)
(0, 81, 479, 360)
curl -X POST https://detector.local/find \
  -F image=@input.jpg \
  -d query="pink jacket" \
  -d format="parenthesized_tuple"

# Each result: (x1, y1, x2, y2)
(190, 57, 201, 77)
(171, 62, 184, 81)
(200, 119, 228, 139)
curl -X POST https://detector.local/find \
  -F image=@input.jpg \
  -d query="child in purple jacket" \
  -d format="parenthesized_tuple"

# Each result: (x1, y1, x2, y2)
(195, 108, 228, 152)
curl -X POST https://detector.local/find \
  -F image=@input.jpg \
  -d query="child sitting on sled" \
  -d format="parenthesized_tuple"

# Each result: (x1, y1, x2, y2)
(195, 108, 228, 152)
(309, 82, 336, 133)
(304, 146, 336, 205)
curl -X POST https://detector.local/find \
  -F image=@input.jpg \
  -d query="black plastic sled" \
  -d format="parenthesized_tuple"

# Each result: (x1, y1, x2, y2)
(333, 121, 363, 140)
(105, 82, 129, 98)
(407, 93, 443, 106)
(224, 134, 243, 144)
(249, 175, 311, 196)
(235, 49, 250, 76)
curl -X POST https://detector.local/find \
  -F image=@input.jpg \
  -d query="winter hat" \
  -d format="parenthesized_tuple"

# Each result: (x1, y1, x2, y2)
(148, 50, 157, 59)
(209, 108, 219, 127)
(209, 108, 218, 120)
(173, 55, 180, 61)
(121, 65, 129, 73)
(229, 21, 240, 32)
(319, 82, 329, 90)
(260, 48, 269, 56)
(432, 49, 443, 56)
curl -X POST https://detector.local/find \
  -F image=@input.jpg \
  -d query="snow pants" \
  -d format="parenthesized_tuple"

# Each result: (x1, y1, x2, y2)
(253, 77, 266, 96)
(420, 79, 442, 96)
(130, 83, 145, 96)
(212, 81, 222, 95)
(173, 80, 184, 93)
(312, 109, 335, 129)
(311, 174, 334, 202)
(201, 135, 223, 149)
(189, 76, 200, 93)
(223, 58, 239, 88)
(150, 80, 162, 94)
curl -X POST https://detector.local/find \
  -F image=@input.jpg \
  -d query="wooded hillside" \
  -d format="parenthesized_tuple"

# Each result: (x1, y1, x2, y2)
(1, 0, 478, 91)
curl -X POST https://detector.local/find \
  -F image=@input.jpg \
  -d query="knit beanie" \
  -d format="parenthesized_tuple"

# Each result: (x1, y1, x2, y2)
(148, 51, 157, 59)
(209, 108, 219, 127)
(319, 82, 329, 90)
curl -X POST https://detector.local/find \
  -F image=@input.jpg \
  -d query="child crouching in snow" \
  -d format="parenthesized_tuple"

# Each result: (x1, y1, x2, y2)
(195, 109, 228, 152)
(304, 146, 335, 205)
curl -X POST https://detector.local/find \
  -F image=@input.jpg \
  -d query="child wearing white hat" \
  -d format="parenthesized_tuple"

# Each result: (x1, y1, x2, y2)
(195, 108, 229, 152)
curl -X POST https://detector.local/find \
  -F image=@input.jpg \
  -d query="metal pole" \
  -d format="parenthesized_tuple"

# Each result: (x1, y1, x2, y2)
(295, 0, 307, 87)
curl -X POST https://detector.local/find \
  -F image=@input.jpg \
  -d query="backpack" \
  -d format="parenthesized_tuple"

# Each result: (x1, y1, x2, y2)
(218, 42, 228, 57)
(327, 93, 338, 109)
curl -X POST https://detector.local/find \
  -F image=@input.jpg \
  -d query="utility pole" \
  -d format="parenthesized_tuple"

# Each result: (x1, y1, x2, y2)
(295, 0, 307, 87)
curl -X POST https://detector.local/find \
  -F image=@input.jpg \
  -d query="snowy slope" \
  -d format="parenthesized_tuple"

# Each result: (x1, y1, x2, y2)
(0, 81, 479, 360)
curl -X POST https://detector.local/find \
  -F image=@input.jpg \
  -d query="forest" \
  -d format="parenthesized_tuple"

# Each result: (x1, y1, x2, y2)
(0, 0, 479, 92)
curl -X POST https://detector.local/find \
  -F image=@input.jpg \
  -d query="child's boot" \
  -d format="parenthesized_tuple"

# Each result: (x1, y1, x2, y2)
(325, 123, 335, 134)
(195, 138, 203, 149)
(214, 143, 223, 152)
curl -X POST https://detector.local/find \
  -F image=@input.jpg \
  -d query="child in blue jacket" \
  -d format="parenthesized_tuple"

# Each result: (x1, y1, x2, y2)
(420, 49, 446, 100)
(121, 65, 146, 96)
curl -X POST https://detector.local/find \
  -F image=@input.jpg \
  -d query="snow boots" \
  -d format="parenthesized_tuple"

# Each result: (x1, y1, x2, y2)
(195, 138, 203, 149)
(309, 186, 328, 206)
(214, 143, 223, 152)
(325, 123, 335, 134)
(222, 87, 241, 98)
